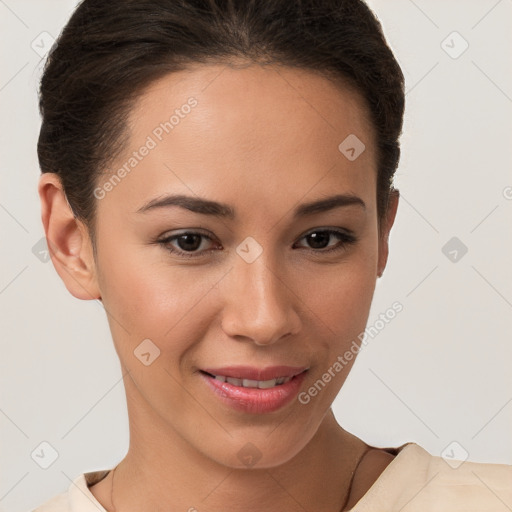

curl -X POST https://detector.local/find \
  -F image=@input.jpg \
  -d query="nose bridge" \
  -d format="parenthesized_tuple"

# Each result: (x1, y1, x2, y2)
(221, 247, 300, 345)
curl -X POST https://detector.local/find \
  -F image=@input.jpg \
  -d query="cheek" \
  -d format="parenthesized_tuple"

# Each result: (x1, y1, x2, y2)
(304, 250, 377, 332)
(97, 243, 219, 359)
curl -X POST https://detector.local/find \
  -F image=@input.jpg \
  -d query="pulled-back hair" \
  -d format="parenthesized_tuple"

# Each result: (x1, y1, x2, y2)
(37, 0, 405, 253)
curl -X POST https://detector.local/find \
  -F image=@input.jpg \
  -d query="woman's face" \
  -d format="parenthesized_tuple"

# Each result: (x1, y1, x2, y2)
(58, 63, 397, 468)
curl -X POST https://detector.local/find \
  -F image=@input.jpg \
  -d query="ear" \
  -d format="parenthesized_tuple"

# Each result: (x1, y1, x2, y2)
(38, 173, 101, 300)
(377, 188, 399, 278)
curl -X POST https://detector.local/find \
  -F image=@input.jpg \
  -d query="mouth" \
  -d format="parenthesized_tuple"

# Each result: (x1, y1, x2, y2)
(198, 366, 309, 414)
(199, 365, 308, 387)
(199, 371, 294, 389)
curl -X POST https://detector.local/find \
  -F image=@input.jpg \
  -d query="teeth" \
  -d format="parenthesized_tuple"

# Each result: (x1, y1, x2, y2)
(211, 374, 292, 388)
(257, 379, 277, 389)
(242, 379, 258, 387)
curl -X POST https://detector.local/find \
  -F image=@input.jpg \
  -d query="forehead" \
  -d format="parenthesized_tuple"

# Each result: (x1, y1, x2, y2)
(96, 62, 377, 222)
(129, 61, 374, 150)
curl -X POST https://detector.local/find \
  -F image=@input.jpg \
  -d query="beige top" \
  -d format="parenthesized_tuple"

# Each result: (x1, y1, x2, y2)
(30, 442, 512, 512)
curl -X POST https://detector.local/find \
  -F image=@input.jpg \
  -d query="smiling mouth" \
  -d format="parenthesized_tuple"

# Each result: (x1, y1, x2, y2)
(200, 370, 293, 389)
(198, 366, 309, 414)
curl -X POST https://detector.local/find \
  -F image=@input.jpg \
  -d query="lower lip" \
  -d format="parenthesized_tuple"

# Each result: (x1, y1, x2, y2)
(199, 371, 307, 414)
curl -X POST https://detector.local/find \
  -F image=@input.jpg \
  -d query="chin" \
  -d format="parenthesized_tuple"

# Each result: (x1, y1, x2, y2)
(203, 422, 319, 470)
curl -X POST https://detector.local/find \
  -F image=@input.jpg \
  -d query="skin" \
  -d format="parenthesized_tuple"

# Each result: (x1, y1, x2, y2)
(38, 61, 399, 512)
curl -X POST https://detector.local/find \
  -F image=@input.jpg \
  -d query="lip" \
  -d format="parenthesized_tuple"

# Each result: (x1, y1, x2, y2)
(200, 365, 308, 381)
(199, 366, 309, 414)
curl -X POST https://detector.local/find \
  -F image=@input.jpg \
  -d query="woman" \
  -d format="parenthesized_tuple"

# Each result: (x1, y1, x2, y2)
(33, 0, 511, 511)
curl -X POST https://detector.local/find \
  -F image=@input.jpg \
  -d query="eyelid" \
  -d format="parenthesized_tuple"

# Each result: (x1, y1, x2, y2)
(298, 225, 355, 239)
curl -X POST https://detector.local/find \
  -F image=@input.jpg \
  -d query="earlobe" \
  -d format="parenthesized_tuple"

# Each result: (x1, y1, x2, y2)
(38, 173, 101, 300)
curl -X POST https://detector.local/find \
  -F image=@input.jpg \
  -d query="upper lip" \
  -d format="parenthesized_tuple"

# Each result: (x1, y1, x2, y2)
(200, 365, 309, 381)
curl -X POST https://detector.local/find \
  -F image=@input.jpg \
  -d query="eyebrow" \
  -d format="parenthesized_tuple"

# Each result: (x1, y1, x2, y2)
(136, 193, 366, 218)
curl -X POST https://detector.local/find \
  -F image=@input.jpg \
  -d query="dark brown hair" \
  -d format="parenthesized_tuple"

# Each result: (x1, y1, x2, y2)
(37, 0, 404, 255)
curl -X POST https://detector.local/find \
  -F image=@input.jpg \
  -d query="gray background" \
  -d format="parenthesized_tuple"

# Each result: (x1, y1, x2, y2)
(1, 1, 511, 511)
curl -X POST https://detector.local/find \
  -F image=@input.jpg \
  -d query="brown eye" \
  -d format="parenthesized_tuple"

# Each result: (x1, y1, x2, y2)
(173, 233, 203, 252)
(157, 231, 218, 258)
(294, 229, 357, 253)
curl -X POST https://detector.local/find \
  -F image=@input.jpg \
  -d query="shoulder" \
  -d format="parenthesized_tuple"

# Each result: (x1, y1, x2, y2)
(30, 470, 110, 512)
(418, 449, 512, 509)
(347, 442, 512, 512)
(30, 491, 68, 512)
(345, 447, 397, 509)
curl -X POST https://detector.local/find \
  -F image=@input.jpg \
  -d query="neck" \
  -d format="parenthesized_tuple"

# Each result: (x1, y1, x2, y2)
(106, 380, 367, 512)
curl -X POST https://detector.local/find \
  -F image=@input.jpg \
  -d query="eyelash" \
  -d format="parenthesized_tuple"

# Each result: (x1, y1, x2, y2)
(155, 228, 357, 259)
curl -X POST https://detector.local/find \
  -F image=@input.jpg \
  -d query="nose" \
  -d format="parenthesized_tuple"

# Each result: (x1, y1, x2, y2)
(221, 253, 301, 346)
